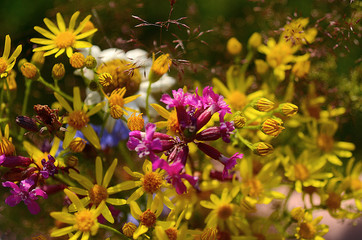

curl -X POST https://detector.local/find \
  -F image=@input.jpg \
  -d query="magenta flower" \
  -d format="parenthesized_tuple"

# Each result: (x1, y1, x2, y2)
(40, 154, 58, 179)
(153, 159, 198, 194)
(2, 175, 47, 214)
(0, 155, 32, 168)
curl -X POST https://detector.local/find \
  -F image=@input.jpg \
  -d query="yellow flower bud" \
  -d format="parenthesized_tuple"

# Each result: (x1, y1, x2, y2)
(254, 98, 275, 112)
(231, 112, 246, 129)
(65, 156, 78, 167)
(255, 59, 269, 75)
(227, 37, 242, 55)
(253, 142, 274, 156)
(31, 51, 45, 69)
(248, 32, 262, 48)
(69, 137, 87, 152)
(81, 20, 96, 34)
(69, 52, 85, 69)
(150, 53, 172, 81)
(291, 207, 305, 221)
(21, 62, 39, 80)
(122, 222, 137, 237)
(52, 63, 65, 80)
(280, 103, 298, 117)
(127, 113, 144, 131)
(261, 118, 285, 137)
(85, 55, 97, 69)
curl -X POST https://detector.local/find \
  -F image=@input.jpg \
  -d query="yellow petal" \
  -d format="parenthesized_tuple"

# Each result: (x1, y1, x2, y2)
(129, 201, 142, 219)
(151, 103, 170, 119)
(54, 92, 73, 113)
(69, 170, 94, 190)
(56, 13, 66, 32)
(86, 102, 105, 117)
(212, 77, 230, 97)
(30, 38, 55, 45)
(73, 15, 92, 35)
(69, 11, 80, 31)
(73, 41, 92, 48)
(66, 47, 73, 58)
(63, 126, 76, 149)
(81, 125, 100, 149)
(50, 212, 76, 224)
(44, 48, 60, 57)
(127, 187, 144, 203)
(106, 198, 127, 205)
(23, 141, 44, 160)
(73, 87, 82, 111)
(107, 181, 141, 194)
(50, 226, 75, 237)
(3, 35, 11, 60)
(8, 45, 22, 63)
(34, 26, 56, 40)
(55, 48, 65, 58)
(102, 158, 117, 188)
(33, 44, 57, 52)
(101, 205, 114, 224)
(44, 18, 60, 35)
(69, 187, 89, 195)
(64, 189, 84, 211)
(133, 225, 148, 239)
(75, 29, 98, 40)
(96, 157, 103, 186)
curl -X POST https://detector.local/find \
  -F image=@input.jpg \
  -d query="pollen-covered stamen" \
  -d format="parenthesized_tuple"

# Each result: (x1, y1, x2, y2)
(326, 192, 341, 210)
(142, 172, 163, 194)
(109, 92, 125, 119)
(0, 137, 15, 156)
(75, 209, 96, 232)
(140, 209, 157, 227)
(0, 58, 8, 74)
(229, 91, 247, 110)
(55, 31, 75, 48)
(244, 178, 264, 198)
(89, 184, 108, 205)
(217, 204, 233, 220)
(299, 222, 316, 239)
(317, 134, 334, 152)
(68, 110, 89, 130)
(165, 227, 178, 240)
(294, 163, 309, 181)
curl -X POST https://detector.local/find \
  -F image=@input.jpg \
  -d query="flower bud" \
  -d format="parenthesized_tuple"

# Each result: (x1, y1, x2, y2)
(280, 103, 298, 117)
(16, 116, 39, 132)
(81, 21, 96, 34)
(85, 55, 97, 69)
(291, 207, 305, 221)
(254, 98, 275, 112)
(255, 59, 269, 75)
(227, 37, 242, 55)
(231, 111, 246, 129)
(17, 58, 28, 70)
(261, 118, 285, 137)
(31, 51, 45, 69)
(122, 222, 137, 237)
(0, 155, 32, 168)
(52, 63, 65, 80)
(21, 62, 39, 80)
(69, 137, 87, 153)
(150, 53, 172, 82)
(253, 142, 274, 156)
(69, 52, 85, 69)
(65, 156, 78, 167)
(248, 32, 262, 48)
(127, 113, 144, 131)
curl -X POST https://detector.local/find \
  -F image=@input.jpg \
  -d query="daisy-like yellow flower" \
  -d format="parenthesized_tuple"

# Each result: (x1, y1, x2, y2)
(68, 157, 126, 223)
(129, 195, 164, 239)
(151, 103, 180, 135)
(54, 87, 105, 149)
(295, 212, 329, 240)
(154, 209, 188, 240)
(0, 124, 15, 156)
(23, 136, 61, 168)
(107, 160, 174, 209)
(281, 17, 318, 46)
(31, 11, 97, 58)
(200, 188, 241, 235)
(103, 87, 140, 119)
(0, 35, 22, 78)
(50, 189, 106, 240)
(283, 148, 333, 193)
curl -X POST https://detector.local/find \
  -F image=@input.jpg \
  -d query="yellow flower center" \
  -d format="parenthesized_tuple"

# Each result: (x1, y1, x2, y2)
(228, 91, 247, 110)
(55, 31, 75, 49)
(75, 209, 96, 232)
(89, 184, 108, 205)
(0, 136, 15, 156)
(294, 163, 309, 181)
(142, 172, 163, 194)
(267, 42, 293, 67)
(122, 222, 137, 237)
(299, 222, 316, 239)
(167, 110, 180, 134)
(217, 204, 233, 220)
(243, 178, 264, 198)
(140, 209, 157, 227)
(165, 227, 178, 240)
(97, 59, 141, 96)
(283, 21, 306, 46)
(0, 57, 7, 74)
(68, 110, 89, 130)
(127, 113, 144, 131)
(109, 94, 125, 119)
(317, 134, 334, 152)
(326, 192, 341, 210)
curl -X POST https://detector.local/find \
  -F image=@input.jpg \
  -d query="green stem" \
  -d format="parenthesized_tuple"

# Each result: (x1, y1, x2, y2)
(0, 84, 4, 118)
(236, 132, 254, 150)
(282, 186, 294, 213)
(38, 77, 73, 102)
(246, 109, 277, 125)
(21, 79, 32, 116)
(99, 224, 129, 239)
(240, 50, 254, 76)
(145, 81, 152, 120)
(53, 173, 76, 187)
(243, 125, 260, 130)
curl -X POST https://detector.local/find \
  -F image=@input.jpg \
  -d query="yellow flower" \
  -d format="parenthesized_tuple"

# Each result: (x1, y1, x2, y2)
(54, 87, 105, 149)
(103, 87, 140, 119)
(68, 157, 126, 223)
(3, 70, 17, 91)
(0, 124, 15, 156)
(200, 188, 241, 234)
(50, 189, 106, 240)
(129, 195, 164, 239)
(0, 35, 22, 78)
(107, 160, 174, 209)
(154, 209, 188, 240)
(23, 137, 61, 168)
(295, 212, 329, 240)
(227, 37, 242, 55)
(127, 112, 144, 131)
(282, 18, 318, 46)
(31, 11, 97, 58)
(150, 53, 172, 80)
(151, 103, 180, 135)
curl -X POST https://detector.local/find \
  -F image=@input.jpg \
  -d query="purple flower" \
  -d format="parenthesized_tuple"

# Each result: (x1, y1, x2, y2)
(201, 86, 231, 121)
(195, 121, 234, 143)
(40, 155, 58, 179)
(161, 89, 191, 108)
(0, 155, 32, 168)
(127, 123, 163, 162)
(2, 175, 47, 214)
(153, 159, 198, 194)
(219, 121, 235, 143)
